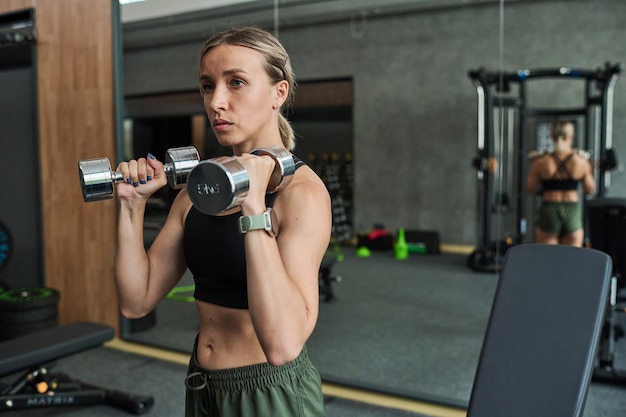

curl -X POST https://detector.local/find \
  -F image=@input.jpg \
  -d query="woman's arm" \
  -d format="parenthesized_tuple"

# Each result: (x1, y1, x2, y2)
(525, 161, 541, 194)
(113, 156, 189, 319)
(239, 155, 332, 366)
(581, 158, 596, 196)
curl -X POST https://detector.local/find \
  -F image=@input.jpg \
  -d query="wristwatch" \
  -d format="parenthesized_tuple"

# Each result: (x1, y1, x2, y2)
(238, 208, 277, 237)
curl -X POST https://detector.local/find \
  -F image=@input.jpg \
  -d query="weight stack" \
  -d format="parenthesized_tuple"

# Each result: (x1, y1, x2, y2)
(0, 287, 60, 341)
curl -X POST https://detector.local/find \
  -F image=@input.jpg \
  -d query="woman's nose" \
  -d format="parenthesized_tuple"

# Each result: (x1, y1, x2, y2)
(207, 85, 227, 112)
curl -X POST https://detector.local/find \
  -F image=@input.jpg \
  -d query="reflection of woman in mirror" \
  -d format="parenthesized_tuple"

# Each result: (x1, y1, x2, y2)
(525, 120, 595, 246)
(113, 27, 331, 416)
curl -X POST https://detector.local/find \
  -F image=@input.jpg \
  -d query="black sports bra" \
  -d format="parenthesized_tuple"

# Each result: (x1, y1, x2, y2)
(540, 152, 580, 191)
(182, 155, 304, 309)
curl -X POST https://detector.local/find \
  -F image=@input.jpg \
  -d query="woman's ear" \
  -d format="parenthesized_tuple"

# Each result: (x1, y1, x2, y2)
(272, 80, 289, 109)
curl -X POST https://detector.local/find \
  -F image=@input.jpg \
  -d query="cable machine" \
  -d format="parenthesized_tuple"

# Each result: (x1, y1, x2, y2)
(467, 62, 622, 272)
(468, 62, 626, 385)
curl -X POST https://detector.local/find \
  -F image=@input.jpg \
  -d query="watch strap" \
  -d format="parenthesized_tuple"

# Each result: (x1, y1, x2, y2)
(239, 209, 273, 235)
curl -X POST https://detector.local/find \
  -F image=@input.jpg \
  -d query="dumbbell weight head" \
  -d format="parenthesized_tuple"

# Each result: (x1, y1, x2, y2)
(187, 157, 250, 215)
(187, 146, 295, 215)
(78, 158, 123, 202)
(163, 146, 201, 190)
(78, 146, 200, 202)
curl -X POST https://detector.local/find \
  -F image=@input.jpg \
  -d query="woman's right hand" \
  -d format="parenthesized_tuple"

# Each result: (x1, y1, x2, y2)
(576, 149, 591, 160)
(115, 153, 168, 200)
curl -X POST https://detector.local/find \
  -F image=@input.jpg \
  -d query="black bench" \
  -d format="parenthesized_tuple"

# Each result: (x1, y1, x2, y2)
(0, 322, 154, 414)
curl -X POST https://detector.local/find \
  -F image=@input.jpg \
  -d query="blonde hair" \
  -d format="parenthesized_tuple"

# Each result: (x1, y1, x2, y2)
(199, 27, 297, 150)
(550, 121, 574, 153)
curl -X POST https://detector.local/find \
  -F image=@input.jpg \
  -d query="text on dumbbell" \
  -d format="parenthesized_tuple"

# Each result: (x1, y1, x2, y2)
(196, 183, 222, 195)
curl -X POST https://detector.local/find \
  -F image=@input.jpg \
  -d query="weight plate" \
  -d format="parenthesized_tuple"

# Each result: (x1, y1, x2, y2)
(0, 221, 12, 272)
(0, 305, 59, 323)
(0, 287, 60, 310)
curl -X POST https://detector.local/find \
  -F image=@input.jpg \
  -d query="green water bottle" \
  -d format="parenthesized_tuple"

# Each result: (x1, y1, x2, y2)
(395, 228, 409, 260)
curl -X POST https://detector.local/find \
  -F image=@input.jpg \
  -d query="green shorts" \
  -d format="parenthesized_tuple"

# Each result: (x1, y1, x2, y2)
(184, 337, 326, 417)
(535, 201, 582, 236)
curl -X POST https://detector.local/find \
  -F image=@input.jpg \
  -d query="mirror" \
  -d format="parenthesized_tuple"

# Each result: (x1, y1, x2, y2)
(119, 0, 626, 408)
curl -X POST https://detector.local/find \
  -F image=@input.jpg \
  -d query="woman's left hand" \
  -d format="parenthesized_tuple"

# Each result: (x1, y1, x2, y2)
(237, 152, 276, 213)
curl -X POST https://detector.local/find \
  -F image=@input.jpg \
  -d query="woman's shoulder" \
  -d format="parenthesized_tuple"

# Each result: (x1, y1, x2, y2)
(273, 166, 331, 235)
(278, 165, 329, 207)
(294, 164, 328, 192)
(530, 152, 551, 168)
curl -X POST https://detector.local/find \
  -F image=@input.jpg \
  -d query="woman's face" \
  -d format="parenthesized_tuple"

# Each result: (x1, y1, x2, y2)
(199, 44, 287, 150)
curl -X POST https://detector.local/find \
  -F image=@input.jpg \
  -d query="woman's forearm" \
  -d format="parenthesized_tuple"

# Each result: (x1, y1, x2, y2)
(114, 199, 152, 317)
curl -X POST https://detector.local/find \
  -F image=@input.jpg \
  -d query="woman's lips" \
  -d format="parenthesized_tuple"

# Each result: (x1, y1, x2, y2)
(212, 119, 232, 132)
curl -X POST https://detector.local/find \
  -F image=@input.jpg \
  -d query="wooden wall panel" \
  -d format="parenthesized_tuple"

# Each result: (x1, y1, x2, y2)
(0, 0, 120, 333)
(0, 0, 31, 11)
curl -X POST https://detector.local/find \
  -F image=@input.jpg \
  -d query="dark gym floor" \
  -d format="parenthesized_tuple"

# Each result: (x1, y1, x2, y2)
(125, 249, 626, 416)
(0, 345, 432, 417)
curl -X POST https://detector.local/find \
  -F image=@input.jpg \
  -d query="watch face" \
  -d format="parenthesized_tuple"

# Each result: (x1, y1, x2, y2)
(267, 208, 277, 236)
(0, 222, 12, 272)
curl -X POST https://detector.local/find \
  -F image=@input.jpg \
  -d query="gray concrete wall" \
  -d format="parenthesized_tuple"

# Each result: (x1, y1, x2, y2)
(123, 0, 626, 246)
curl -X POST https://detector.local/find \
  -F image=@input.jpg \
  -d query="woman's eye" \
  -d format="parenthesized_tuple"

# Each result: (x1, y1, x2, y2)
(231, 79, 244, 87)
(201, 83, 214, 93)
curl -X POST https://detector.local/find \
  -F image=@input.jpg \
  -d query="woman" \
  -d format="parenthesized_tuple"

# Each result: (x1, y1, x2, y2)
(525, 121, 595, 246)
(113, 27, 331, 416)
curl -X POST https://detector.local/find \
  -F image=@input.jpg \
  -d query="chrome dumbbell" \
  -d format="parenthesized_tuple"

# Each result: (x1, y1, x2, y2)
(186, 146, 295, 215)
(78, 146, 200, 202)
